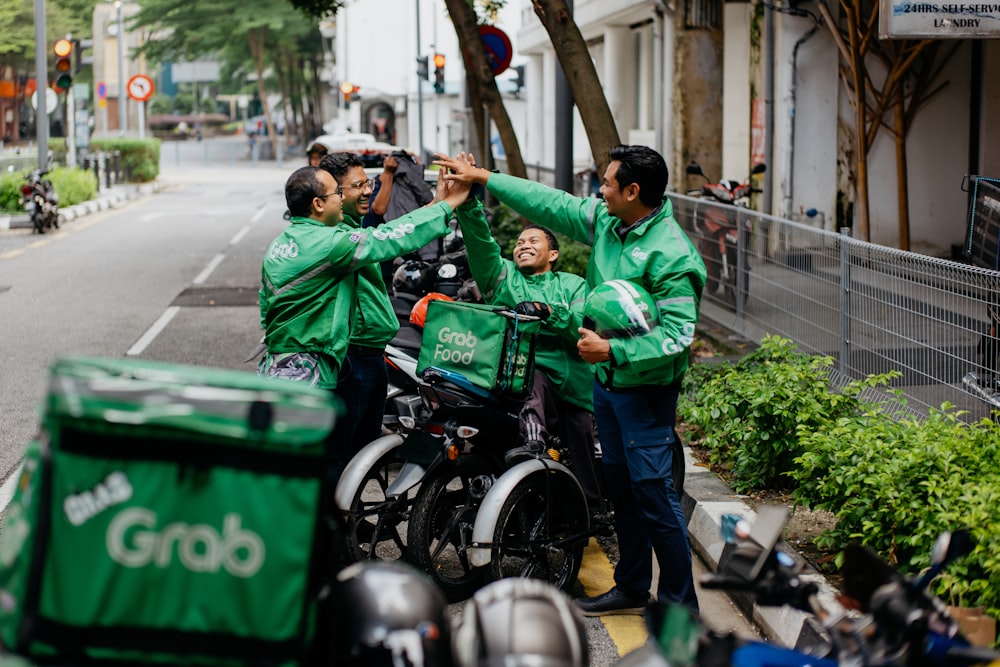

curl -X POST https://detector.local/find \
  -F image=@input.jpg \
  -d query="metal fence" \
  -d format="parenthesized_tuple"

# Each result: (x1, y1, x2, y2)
(670, 192, 1000, 423)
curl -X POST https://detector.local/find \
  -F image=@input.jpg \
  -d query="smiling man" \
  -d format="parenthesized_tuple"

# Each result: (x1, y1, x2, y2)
(451, 160, 600, 510)
(436, 146, 706, 617)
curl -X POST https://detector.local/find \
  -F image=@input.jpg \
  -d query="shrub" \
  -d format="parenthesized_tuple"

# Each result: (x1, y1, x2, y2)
(679, 335, 897, 493)
(89, 138, 161, 183)
(0, 167, 98, 213)
(49, 167, 98, 206)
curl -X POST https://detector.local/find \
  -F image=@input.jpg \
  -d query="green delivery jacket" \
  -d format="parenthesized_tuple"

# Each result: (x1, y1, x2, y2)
(486, 173, 707, 390)
(260, 203, 453, 388)
(341, 211, 399, 350)
(455, 199, 593, 411)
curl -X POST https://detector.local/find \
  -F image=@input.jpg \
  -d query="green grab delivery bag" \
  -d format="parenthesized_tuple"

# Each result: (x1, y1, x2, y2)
(416, 300, 541, 398)
(0, 357, 340, 666)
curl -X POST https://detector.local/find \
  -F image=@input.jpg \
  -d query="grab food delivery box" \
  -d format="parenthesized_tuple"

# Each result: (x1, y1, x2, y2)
(416, 300, 541, 398)
(0, 357, 340, 666)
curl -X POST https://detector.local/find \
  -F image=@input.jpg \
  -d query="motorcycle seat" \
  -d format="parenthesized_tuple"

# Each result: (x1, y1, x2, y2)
(421, 366, 506, 407)
(389, 325, 422, 356)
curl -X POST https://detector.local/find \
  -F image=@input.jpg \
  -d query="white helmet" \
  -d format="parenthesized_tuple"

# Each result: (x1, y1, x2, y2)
(453, 578, 588, 667)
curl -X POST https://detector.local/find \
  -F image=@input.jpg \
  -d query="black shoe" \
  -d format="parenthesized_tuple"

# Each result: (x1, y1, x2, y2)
(575, 587, 652, 617)
(589, 510, 614, 537)
(505, 440, 547, 466)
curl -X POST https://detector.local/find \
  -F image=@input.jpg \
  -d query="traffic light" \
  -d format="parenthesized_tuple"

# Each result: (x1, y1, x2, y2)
(53, 38, 73, 92)
(417, 56, 429, 81)
(433, 53, 445, 94)
(512, 65, 525, 93)
(341, 80, 353, 108)
(74, 38, 94, 74)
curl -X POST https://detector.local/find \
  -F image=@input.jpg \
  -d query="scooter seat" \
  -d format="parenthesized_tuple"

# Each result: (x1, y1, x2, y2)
(421, 366, 503, 406)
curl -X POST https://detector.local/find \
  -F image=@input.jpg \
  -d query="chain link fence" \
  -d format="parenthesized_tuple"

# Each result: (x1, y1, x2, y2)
(670, 192, 1000, 422)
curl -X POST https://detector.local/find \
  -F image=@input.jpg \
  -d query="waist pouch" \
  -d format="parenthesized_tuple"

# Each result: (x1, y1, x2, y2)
(0, 357, 340, 666)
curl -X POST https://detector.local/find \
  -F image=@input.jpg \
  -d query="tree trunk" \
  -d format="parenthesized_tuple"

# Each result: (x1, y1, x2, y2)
(443, 0, 526, 178)
(530, 0, 621, 175)
(893, 102, 910, 250)
(247, 28, 277, 144)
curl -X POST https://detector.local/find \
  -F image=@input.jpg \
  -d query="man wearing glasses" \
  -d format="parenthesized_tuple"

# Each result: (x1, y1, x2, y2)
(260, 164, 470, 488)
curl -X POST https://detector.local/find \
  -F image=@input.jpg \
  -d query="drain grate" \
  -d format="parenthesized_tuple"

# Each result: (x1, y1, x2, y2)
(171, 286, 259, 307)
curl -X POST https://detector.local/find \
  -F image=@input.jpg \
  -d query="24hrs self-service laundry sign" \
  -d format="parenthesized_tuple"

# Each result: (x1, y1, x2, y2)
(880, 0, 1000, 37)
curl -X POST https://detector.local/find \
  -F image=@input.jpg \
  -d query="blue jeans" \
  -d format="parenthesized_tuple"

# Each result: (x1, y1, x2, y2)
(329, 352, 388, 489)
(593, 380, 698, 611)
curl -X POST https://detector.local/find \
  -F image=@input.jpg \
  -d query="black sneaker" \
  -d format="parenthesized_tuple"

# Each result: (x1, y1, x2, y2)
(575, 587, 652, 617)
(504, 440, 547, 466)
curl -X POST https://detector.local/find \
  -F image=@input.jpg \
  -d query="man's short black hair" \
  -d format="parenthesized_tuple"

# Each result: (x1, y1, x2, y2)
(319, 152, 365, 183)
(285, 166, 324, 218)
(306, 142, 329, 157)
(608, 145, 669, 208)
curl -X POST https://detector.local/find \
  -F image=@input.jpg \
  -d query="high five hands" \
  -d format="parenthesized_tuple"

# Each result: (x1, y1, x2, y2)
(434, 152, 492, 186)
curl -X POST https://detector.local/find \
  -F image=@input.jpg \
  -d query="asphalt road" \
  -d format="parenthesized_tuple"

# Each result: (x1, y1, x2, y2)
(0, 141, 759, 664)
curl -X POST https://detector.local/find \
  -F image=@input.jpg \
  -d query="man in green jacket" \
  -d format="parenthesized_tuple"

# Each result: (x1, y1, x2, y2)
(259, 165, 469, 485)
(453, 196, 601, 509)
(317, 152, 399, 482)
(436, 146, 706, 615)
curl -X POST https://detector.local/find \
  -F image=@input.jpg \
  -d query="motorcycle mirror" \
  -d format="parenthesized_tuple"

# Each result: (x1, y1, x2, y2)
(751, 163, 767, 175)
(932, 529, 973, 566)
(685, 161, 705, 178)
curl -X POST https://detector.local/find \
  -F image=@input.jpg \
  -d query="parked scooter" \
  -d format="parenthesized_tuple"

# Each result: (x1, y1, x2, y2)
(619, 505, 998, 667)
(685, 161, 765, 309)
(20, 168, 60, 234)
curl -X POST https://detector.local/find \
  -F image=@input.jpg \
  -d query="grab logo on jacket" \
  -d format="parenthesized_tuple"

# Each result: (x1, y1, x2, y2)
(106, 508, 266, 577)
(372, 222, 415, 241)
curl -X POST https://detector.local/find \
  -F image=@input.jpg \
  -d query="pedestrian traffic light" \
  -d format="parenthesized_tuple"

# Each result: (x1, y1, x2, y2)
(433, 53, 445, 94)
(53, 38, 73, 92)
(417, 56, 429, 81)
(74, 38, 94, 74)
(512, 65, 525, 93)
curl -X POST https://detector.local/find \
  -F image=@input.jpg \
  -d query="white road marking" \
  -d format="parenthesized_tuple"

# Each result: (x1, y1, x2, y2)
(126, 306, 180, 356)
(193, 253, 225, 284)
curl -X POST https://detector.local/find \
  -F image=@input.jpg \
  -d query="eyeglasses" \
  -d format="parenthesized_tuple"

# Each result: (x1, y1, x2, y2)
(316, 190, 342, 200)
(342, 178, 375, 192)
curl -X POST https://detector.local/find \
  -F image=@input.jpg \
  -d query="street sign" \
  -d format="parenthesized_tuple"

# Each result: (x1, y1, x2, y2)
(97, 81, 107, 100)
(127, 74, 154, 102)
(479, 26, 513, 76)
(30, 88, 58, 114)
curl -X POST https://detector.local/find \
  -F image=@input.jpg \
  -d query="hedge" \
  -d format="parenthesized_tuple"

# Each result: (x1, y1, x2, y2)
(679, 334, 1000, 627)
(0, 167, 98, 214)
(89, 138, 161, 183)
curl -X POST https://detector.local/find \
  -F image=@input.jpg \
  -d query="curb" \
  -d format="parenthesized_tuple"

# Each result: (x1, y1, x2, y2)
(681, 447, 843, 652)
(3, 182, 160, 230)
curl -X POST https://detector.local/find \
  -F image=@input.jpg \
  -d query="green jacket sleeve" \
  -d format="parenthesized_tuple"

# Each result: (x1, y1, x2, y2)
(327, 202, 454, 269)
(486, 173, 603, 247)
(607, 257, 701, 381)
(454, 199, 507, 300)
(546, 273, 588, 348)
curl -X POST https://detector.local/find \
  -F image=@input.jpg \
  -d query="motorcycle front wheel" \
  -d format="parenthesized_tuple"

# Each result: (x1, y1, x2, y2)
(486, 471, 587, 593)
(344, 451, 414, 562)
(407, 455, 497, 602)
(31, 211, 45, 234)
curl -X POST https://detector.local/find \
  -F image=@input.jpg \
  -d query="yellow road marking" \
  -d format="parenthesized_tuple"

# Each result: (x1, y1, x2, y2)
(579, 537, 648, 656)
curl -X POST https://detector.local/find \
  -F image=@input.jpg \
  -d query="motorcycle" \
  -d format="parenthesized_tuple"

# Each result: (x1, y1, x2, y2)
(962, 294, 1000, 414)
(20, 169, 60, 234)
(337, 307, 609, 602)
(619, 504, 999, 667)
(685, 161, 765, 310)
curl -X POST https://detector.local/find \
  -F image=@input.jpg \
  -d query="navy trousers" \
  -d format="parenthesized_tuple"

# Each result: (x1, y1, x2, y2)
(592, 380, 699, 611)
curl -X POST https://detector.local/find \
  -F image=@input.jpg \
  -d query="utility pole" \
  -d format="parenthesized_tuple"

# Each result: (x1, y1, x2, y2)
(554, 0, 574, 193)
(34, 0, 49, 170)
(116, 0, 127, 136)
(416, 0, 425, 162)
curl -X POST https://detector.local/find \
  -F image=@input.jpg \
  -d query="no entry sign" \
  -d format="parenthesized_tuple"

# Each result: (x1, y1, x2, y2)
(479, 26, 512, 76)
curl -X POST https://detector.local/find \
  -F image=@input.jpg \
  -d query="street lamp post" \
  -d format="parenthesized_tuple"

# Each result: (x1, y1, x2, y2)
(115, 1, 126, 136)
(33, 0, 49, 169)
